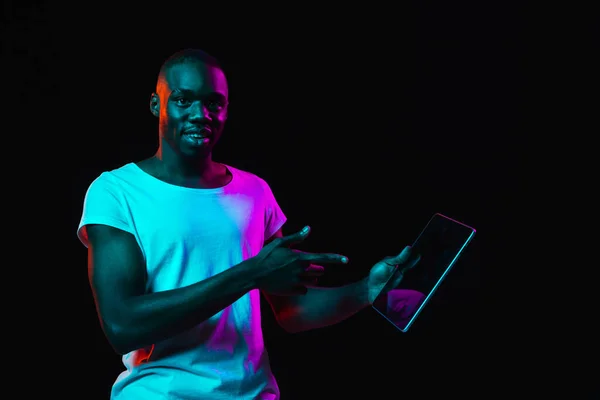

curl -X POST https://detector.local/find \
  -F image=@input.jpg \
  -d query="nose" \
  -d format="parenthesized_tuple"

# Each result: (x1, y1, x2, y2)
(189, 101, 210, 121)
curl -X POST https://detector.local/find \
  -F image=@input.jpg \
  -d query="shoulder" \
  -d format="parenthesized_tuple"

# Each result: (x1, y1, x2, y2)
(89, 163, 144, 188)
(84, 163, 142, 199)
(226, 164, 272, 190)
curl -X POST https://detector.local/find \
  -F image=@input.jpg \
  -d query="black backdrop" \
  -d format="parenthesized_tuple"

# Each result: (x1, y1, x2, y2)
(7, 1, 529, 398)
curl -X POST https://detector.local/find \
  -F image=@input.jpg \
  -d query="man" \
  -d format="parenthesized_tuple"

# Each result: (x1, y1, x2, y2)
(78, 48, 420, 399)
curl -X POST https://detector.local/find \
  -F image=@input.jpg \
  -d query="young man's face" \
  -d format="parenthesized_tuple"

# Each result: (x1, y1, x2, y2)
(153, 61, 229, 158)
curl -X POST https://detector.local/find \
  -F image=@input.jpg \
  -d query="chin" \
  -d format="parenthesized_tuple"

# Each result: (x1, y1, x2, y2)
(179, 147, 211, 159)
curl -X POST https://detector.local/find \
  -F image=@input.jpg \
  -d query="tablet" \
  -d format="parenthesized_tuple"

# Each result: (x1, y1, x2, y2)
(372, 213, 476, 332)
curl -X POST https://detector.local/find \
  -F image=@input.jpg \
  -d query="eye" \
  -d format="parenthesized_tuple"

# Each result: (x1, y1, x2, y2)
(175, 98, 190, 106)
(206, 100, 224, 112)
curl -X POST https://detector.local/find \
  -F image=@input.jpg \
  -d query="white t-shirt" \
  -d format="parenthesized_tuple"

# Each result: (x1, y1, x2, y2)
(77, 162, 287, 400)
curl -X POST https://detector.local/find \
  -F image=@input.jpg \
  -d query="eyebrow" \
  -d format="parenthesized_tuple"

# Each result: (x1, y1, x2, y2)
(171, 88, 193, 95)
(171, 88, 226, 99)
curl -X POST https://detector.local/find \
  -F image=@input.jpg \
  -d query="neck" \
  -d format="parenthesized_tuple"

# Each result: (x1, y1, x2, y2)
(154, 140, 214, 179)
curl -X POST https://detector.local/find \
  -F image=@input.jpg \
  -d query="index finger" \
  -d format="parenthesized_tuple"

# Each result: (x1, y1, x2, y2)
(274, 226, 311, 248)
(300, 252, 349, 264)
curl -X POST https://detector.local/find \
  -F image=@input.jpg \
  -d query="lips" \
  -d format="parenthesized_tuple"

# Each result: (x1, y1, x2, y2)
(183, 127, 212, 137)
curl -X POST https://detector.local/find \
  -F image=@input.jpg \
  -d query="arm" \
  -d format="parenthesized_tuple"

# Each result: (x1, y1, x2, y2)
(87, 224, 262, 355)
(262, 229, 370, 333)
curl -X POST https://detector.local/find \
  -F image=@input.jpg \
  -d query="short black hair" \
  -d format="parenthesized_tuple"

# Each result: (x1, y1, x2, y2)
(157, 48, 223, 86)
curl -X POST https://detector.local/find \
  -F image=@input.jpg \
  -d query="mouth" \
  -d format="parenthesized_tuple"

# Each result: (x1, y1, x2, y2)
(183, 127, 212, 138)
(182, 127, 212, 146)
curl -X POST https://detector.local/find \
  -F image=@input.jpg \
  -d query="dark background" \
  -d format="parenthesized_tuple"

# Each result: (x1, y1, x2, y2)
(5, 1, 545, 398)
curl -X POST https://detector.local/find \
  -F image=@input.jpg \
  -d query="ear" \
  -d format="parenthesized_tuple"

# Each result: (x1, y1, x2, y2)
(150, 93, 160, 117)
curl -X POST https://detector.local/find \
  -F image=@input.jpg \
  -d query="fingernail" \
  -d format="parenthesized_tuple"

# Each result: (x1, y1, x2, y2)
(301, 226, 309, 234)
(341, 256, 348, 263)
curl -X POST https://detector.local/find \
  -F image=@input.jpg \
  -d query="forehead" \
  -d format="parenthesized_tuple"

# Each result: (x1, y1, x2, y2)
(163, 62, 228, 96)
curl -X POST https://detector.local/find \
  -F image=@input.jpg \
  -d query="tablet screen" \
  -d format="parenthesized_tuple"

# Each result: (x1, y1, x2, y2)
(372, 213, 476, 332)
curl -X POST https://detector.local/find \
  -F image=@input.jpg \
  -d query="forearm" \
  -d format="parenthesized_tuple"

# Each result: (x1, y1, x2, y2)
(109, 258, 259, 354)
(277, 278, 370, 333)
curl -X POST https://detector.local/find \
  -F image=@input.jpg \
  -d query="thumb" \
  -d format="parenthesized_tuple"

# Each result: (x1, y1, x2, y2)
(385, 246, 412, 266)
(386, 246, 421, 270)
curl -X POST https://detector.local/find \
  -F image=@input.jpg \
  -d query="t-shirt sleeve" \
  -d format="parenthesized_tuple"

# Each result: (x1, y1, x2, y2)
(260, 178, 287, 241)
(77, 172, 134, 248)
